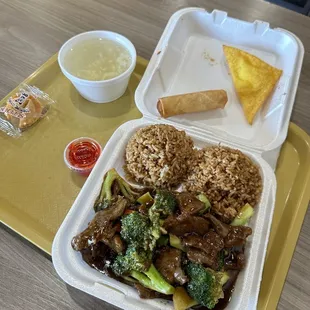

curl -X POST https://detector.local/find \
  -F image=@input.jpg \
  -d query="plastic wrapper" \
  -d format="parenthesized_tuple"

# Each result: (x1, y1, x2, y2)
(0, 84, 55, 137)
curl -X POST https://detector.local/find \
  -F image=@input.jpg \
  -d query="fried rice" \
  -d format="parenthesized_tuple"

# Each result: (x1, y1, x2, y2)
(125, 124, 194, 188)
(184, 146, 263, 223)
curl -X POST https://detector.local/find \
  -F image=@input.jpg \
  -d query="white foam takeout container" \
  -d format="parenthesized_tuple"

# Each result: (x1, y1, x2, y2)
(52, 8, 304, 310)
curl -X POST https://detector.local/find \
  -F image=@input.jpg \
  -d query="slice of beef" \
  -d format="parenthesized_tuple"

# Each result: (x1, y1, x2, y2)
(155, 247, 188, 285)
(163, 214, 209, 236)
(204, 213, 252, 247)
(80, 242, 117, 274)
(176, 192, 206, 215)
(183, 231, 224, 268)
(72, 196, 127, 252)
(204, 213, 230, 237)
(224, 252, 246, 270)
(187, 248, 216, 266)
(224, 226, 252, 248)
(183, 231, 224, 252)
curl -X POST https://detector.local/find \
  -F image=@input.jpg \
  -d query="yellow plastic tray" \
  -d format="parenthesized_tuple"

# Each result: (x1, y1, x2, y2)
(0, 55, 309, 310)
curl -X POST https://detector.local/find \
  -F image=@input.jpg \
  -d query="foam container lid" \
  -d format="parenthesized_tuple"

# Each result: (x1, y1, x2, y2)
(52, 8, 303, 310)
(135, 8, 304, 155)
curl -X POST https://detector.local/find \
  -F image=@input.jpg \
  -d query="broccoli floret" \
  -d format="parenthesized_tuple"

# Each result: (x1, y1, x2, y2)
(120, 212, 155, 251)
(113, 191, 178, 295)
(186, 262, 229, 309)
(94, 169, 139, 212)
(148, 190, 177, 241)
(148, 212, 161, 242)
(112, 246, 151, 275)
(112, 246, 175, 295)
(149, 190, 177, 220)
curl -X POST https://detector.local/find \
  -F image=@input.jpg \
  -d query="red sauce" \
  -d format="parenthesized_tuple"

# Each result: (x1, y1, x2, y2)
(68, 140, 101, 169)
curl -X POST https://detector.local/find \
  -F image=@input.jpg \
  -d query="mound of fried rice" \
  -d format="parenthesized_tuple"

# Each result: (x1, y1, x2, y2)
(184, 146, 262, 223)
(125, 124, 194, 188)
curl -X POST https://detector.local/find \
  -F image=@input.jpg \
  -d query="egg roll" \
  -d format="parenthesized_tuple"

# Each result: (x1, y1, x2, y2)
(157, 90, 228, 118)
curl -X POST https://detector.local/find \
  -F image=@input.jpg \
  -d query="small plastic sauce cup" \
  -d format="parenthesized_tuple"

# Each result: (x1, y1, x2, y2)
(64, 137, 102, 176)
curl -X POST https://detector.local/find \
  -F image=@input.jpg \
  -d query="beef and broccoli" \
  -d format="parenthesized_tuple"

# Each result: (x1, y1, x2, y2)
(71, 169, 254, 310)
